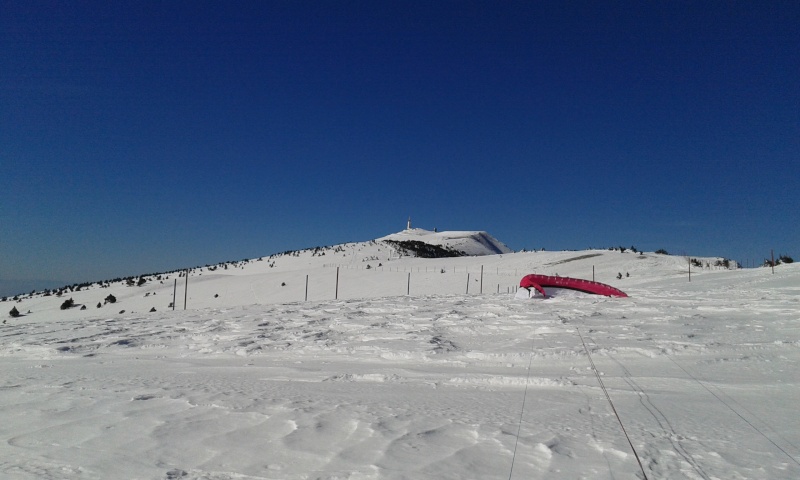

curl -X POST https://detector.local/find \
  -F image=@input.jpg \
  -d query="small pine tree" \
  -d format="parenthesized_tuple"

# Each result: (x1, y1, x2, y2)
(9, 306, 20, 318)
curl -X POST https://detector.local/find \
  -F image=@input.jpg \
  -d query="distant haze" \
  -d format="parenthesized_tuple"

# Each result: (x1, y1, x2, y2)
(1, 280, 66, 298)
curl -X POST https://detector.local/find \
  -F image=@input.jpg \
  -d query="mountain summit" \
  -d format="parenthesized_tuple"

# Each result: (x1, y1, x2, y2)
(378, 228, 513, 256)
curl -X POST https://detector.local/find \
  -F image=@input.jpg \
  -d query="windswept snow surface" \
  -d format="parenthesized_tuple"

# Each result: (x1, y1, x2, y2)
(1, 247, 799, 479)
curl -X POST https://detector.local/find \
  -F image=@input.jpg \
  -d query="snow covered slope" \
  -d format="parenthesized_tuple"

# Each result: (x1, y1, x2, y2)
(4, 243, 737, 322)
(1, 252, 798, 479)
(3, 227, 744, 325)
(379, 228, 513, 256)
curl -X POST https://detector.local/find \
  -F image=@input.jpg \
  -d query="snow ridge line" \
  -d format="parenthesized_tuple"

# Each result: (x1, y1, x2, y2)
(577, 327, 650, 480)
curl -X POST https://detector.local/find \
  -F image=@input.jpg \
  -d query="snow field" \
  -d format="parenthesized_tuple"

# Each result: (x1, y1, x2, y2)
(1, 241, 798, 479)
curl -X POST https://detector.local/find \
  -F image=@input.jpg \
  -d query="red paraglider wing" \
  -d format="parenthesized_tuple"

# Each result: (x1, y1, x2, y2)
(523, 281, 547, 297)
(520, 274, 627, 297)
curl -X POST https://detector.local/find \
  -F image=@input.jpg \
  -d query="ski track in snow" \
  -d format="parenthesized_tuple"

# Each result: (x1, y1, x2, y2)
(1, 262, 799, 479)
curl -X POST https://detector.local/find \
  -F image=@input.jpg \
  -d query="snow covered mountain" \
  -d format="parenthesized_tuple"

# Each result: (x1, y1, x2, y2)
(2, 229, 798, 479)
(4, 227, 737, 325)
(378, 228, 513, 256)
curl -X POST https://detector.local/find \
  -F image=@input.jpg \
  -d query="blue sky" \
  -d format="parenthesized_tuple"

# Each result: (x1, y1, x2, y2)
(2, 1, 798, 295)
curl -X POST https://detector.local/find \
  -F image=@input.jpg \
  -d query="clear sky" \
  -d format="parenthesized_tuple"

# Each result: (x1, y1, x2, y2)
(2, 1, 798, 296)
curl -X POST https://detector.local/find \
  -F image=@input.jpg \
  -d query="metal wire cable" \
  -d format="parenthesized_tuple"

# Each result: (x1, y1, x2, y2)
(577, 327, 650, 480)
(508, 336, 535, 480)
(665, 354, 800, 468)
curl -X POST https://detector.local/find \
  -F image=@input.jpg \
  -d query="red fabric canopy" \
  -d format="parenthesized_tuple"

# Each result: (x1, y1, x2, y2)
(520, 274, 627, 298)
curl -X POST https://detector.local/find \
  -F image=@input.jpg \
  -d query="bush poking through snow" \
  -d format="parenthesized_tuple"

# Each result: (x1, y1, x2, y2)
(765, 255, 793, 267)
(105, 294, 117, 304)
(60, 298, 75, 310)
(9, 306, 20, 318)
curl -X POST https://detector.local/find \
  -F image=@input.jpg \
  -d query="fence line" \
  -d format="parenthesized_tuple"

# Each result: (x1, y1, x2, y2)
(178, 262, 659, 307)
(323, 263, 524, 276)
(237, 268, 522, 303)
(303, 264, 647, 302)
